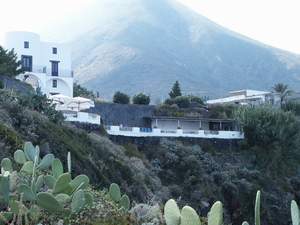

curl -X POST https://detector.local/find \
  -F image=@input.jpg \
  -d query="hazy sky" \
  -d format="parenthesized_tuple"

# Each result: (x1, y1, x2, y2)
(0, 0, 299, 54)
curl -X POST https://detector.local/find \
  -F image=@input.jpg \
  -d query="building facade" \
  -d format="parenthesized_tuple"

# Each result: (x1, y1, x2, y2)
(4, 31, 73, 97)
(207, 89, 276, 106)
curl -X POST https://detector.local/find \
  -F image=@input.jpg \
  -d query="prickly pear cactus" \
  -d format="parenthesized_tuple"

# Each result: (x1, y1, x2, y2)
(1, 158, 12, 172)
(109, 183, 121, 202)
(0, 142, 95, 222)
(14, 149, 26, 164)
(181, 206, 201, 225)
(37, 192, 63, 213)
(208, 201, 223, 225)
(164, 199, 181, 225)
(255, 191, 261, 225)
(119, 194, 130, 211)
(52, 158, 64, 178)
(291, 200, 300, 225)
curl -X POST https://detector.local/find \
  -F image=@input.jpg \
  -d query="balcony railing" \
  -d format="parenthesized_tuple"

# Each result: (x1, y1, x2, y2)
(23, 65, 73, 78)
(105, 126, 244, 139)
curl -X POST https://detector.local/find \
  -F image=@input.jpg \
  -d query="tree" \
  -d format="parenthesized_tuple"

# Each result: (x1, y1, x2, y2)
(0, 46, 23, 77)
(132, 93, 150, 105)
(113, 91, 130, 104)
(73, 82, 95, 100)
(273, 83, 292, 107)
(169, 81, 182, 99)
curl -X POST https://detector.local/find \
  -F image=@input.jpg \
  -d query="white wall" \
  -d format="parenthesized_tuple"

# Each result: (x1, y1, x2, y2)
(4, 31, 74, 97)
(64, 112, 101, 125)
(46, 77, 73, 97)
(106, 126, 244, 139)
(4, 31, 72, 76)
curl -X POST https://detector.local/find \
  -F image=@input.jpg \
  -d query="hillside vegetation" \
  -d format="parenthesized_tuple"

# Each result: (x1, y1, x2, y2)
(1, 84, 300, 224)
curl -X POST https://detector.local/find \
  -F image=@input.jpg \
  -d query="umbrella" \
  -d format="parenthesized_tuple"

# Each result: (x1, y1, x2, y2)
(49, 94, 72, 105)
(67, 97, 95, 111)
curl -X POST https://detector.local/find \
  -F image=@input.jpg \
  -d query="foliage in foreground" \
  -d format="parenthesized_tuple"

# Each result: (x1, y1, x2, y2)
(0, 142, 130, 225)
(0, 142, 299, 225)
(164, 190, 299, 225)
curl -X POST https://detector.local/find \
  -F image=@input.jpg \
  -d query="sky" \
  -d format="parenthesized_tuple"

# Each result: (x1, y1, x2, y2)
(0, 0, 299, 54)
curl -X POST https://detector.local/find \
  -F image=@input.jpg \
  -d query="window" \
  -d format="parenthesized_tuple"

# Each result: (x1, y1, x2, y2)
(24, 41, 29, 48)
(21, 55, 32, 72)
(52, 47, 57, 54)
(50, 61, 59, 76)
(52, 80, 57, 88)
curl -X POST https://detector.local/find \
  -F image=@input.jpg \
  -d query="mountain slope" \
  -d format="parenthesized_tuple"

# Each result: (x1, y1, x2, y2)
(72, 0, 300, 100)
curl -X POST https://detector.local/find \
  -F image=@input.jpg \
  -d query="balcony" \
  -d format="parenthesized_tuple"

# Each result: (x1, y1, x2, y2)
(23, 65, 73, 78)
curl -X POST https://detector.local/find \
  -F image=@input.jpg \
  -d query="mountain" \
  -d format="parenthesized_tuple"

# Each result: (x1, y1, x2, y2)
(72, 0, 300, 101)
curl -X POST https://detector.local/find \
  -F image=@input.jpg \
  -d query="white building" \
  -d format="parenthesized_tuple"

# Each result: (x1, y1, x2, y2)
(207, 89, 274, 106)
(4, 31, 73, 97)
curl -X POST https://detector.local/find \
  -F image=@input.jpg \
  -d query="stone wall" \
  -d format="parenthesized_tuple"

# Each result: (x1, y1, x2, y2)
(87, 103, 156, 127)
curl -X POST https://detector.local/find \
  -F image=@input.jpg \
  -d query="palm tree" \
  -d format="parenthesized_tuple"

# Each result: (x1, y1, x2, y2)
(273, 83, 292, 107)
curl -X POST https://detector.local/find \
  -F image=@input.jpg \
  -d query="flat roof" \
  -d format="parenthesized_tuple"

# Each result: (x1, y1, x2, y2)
(229, 89, 271, 95)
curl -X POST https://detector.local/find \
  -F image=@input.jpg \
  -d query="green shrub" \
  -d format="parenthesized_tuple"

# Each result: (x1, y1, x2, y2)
(73, 82, 95, 100)
(189, 95, 204, 105)
(0, 123, 23, 150)
(132, 93, 150, 105)
(209, 104, 236, 119)
(234, 106, 300, 172)
(0, 80, 4, 89)
(164, 95, 204, 108)
(174, 96, 191, 108)
(282, 101, 300, 116)
(113, 91, 130, 104)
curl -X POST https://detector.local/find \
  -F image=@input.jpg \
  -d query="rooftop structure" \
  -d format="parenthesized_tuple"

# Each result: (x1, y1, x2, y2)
(207, 89, 274, 105)
(91, 103, 244, 139)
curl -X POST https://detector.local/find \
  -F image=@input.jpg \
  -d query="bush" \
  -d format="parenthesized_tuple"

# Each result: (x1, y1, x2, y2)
(282, 101, 300, 116)
(0, 80, 4, 89)
(73, 82, 95, 100)
(174, 96, 190, 108)
(234, 106, 299, 147)
(113, 91, 130, 104)
(209, 105, 236, 119)
(132, 93, 150, 105)
(164, 98, 176, 105)
(189, 95, 204, 105)
(234, 106, 300, 172)
(164, 95, 204, 108)
(19, 89, 64, 124)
